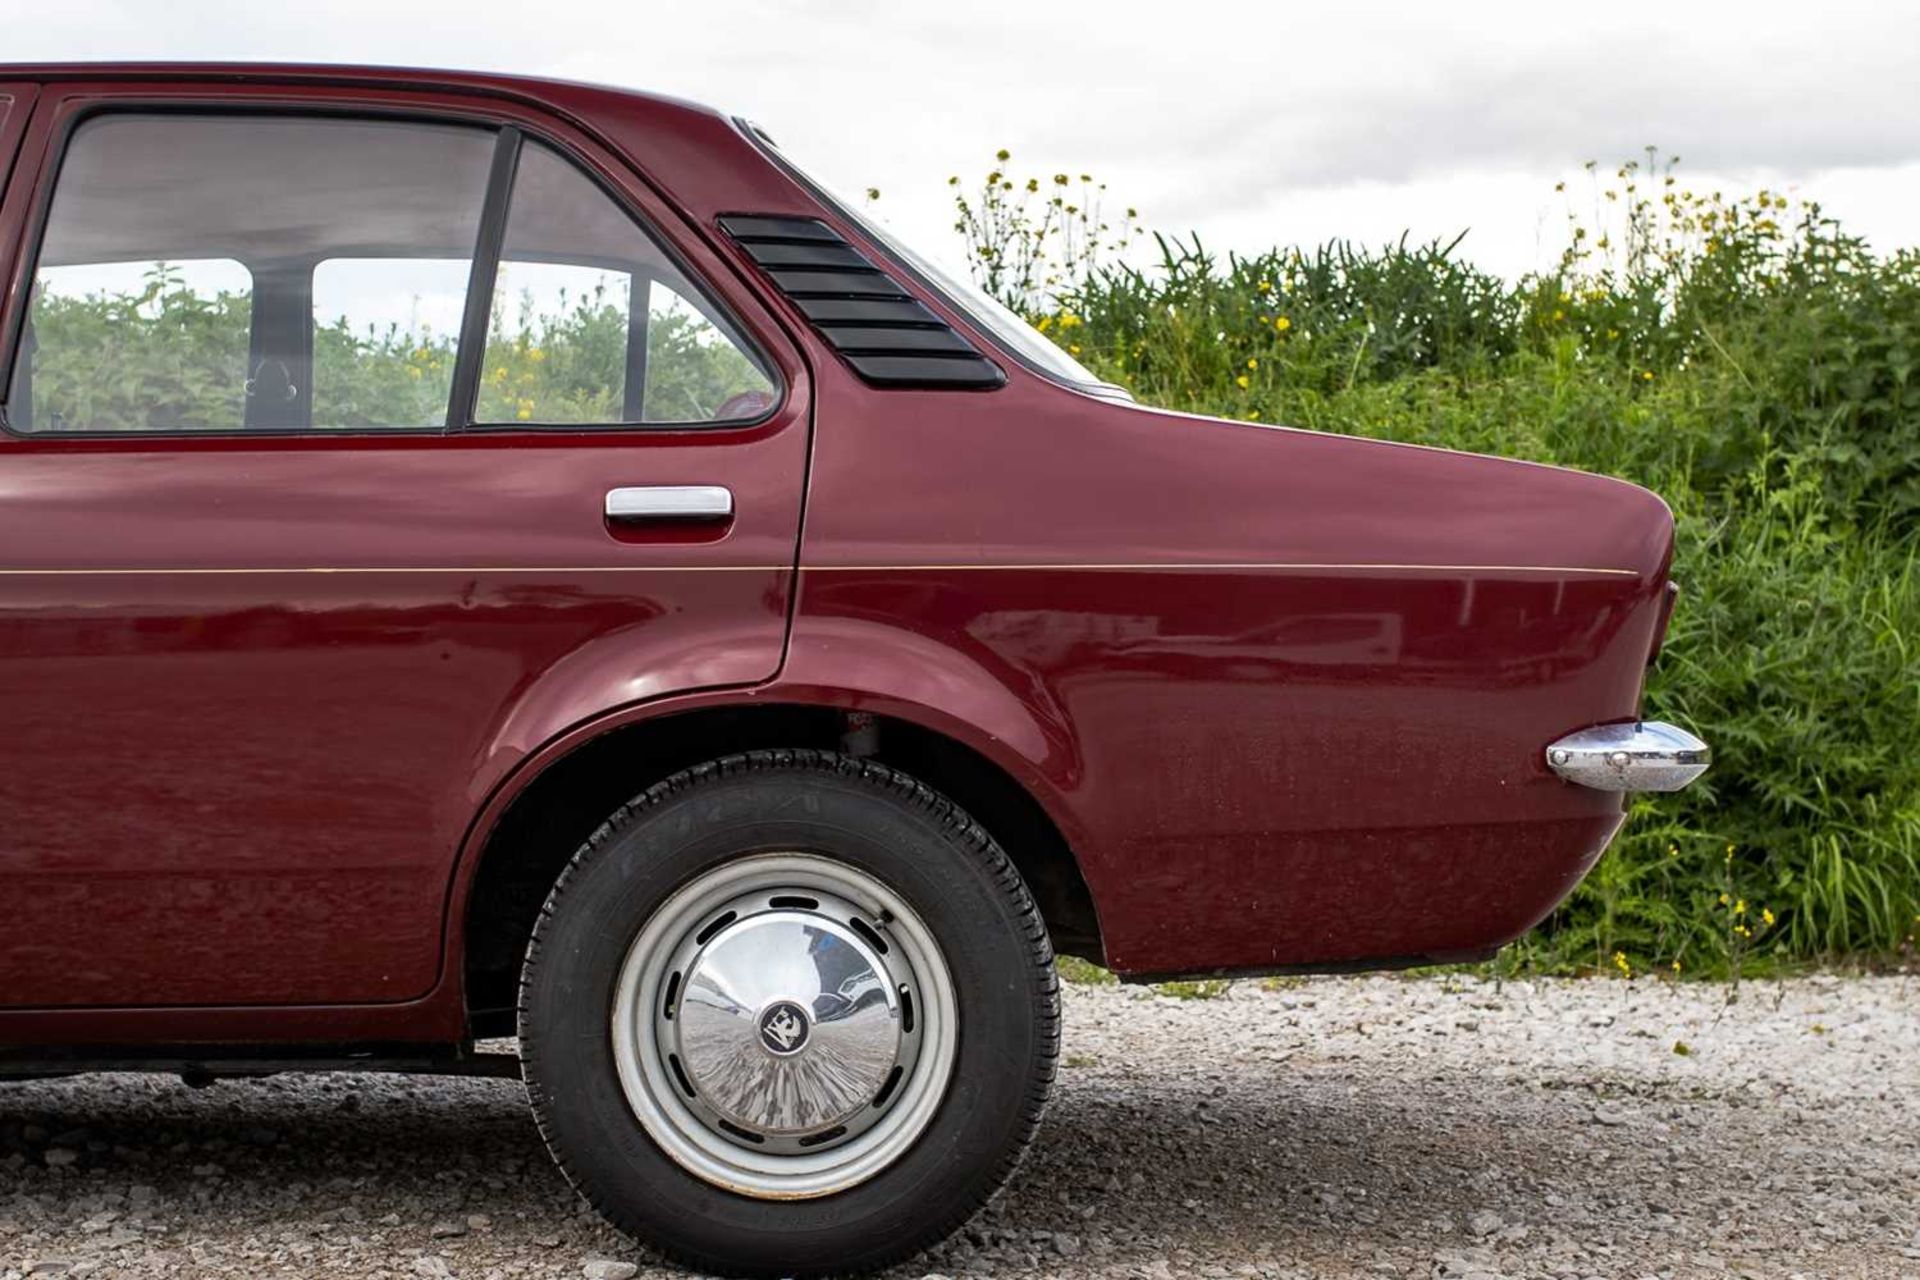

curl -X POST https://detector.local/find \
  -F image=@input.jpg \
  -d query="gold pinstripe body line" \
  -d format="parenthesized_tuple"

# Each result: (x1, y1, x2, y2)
(808, 562, 1640, 576)
(0, 562, 1640, 577)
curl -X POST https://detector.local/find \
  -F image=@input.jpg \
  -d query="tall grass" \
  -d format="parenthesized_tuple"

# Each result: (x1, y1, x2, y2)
(955, 153, 1920, 975)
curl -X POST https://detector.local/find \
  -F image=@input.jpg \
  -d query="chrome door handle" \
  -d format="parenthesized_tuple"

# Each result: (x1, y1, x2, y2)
(605, 485, 734, 522)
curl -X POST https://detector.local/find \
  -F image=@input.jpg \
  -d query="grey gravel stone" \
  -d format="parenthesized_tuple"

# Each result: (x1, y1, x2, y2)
(0, 974, 1911, 1278)
(582, 1261, 640, 1280)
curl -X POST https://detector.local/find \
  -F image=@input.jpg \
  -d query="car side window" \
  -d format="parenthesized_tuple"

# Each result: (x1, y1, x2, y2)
(4, 113, 489, 434)
(474, 140, 776, 426)
(311, 256, 473, 429)
(19, 256, 254, 431)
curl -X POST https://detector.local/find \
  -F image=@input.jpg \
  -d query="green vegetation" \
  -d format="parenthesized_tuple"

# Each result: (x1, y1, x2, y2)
(971, 151, 1919, 978)
(1056, 955, 1120, 986)
(1151, 979, 1234, 1000)
(19, 266, 764, 431)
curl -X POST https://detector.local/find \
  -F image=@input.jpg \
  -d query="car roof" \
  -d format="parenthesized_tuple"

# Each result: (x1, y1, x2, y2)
(0, 61, 727, 125)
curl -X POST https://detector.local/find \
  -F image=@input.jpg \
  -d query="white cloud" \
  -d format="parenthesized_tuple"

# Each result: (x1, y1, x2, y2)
(7, 0, 1919, 278)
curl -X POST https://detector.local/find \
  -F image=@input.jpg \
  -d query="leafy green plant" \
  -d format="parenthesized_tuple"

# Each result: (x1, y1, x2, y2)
(1056, 956, 1119, 986)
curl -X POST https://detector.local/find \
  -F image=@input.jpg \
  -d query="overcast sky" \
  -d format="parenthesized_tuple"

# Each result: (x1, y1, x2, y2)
(8, 0, 1920, 281)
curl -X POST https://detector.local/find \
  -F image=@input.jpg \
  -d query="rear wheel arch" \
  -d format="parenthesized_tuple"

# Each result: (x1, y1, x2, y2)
(457, 700, 1102, 1035)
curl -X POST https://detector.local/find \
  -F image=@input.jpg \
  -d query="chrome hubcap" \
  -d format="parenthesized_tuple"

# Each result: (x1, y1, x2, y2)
(611, 854, 957, 1199)
(672, 904, 911, 1143)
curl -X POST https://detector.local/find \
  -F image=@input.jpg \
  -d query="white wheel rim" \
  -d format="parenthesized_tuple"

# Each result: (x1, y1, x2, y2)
(609, 852, 959, 1199)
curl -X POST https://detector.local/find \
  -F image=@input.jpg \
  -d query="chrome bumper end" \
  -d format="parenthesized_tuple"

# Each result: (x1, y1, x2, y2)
(1545, 721, 1711, 792)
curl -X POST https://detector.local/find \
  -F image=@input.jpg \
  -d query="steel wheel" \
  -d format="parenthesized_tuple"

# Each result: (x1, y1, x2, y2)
(609, 852, 959, 1199)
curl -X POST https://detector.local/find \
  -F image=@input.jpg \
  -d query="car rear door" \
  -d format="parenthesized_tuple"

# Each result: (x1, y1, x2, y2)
(0, 78, 808, 1008)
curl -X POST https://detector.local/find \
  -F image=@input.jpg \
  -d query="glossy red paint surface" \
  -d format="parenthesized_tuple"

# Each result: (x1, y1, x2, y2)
(786, 385, 1665, 974)
(0, 84, 35, 184)
(0, 65, 1674, 1049)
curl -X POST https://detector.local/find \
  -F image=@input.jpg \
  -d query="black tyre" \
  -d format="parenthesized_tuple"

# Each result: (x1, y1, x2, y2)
(518, 749, 1059, 1277)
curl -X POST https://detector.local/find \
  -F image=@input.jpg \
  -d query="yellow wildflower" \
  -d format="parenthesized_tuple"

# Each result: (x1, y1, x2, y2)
(1246, 358, 1259, 370)
(1760, 907, 1776, 927)
(1275, 316, 1292, 332)
(1235, 375, 1250, 390)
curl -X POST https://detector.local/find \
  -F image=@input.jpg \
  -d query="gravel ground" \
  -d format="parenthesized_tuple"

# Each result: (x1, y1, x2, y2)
(2, 974, 1915, 1280)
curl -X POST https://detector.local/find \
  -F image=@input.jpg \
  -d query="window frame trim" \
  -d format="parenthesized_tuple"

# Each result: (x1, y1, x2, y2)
(446, 126, 523, 431)
(0, 97, 786, 441)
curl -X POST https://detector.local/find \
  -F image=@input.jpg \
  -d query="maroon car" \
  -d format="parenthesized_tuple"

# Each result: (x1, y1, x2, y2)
(0, 64, 1708, 1276)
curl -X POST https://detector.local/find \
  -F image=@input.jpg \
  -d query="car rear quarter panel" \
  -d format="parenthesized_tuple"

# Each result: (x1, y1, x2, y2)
(784, 358, 1672, 976)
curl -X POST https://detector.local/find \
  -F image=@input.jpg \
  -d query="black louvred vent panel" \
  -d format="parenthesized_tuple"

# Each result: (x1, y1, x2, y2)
(825, 326, 975, 354)
(764, 268, 909, 299)
(739, 241, 872, 270)
(791, 297, 944, 325)
(719, 214, 1005, 390)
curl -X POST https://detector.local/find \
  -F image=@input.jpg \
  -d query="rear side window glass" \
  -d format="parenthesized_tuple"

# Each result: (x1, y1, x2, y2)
(475, 141, 776, 426)
(644, 279, 773, 424)
(5, 113, 494, 433)
(24, 258, 253, 431)
(312, 257, 471, 429)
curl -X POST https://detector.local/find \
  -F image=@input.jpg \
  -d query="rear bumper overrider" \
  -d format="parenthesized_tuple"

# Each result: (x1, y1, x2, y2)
(1545, 721, 1711, 792)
